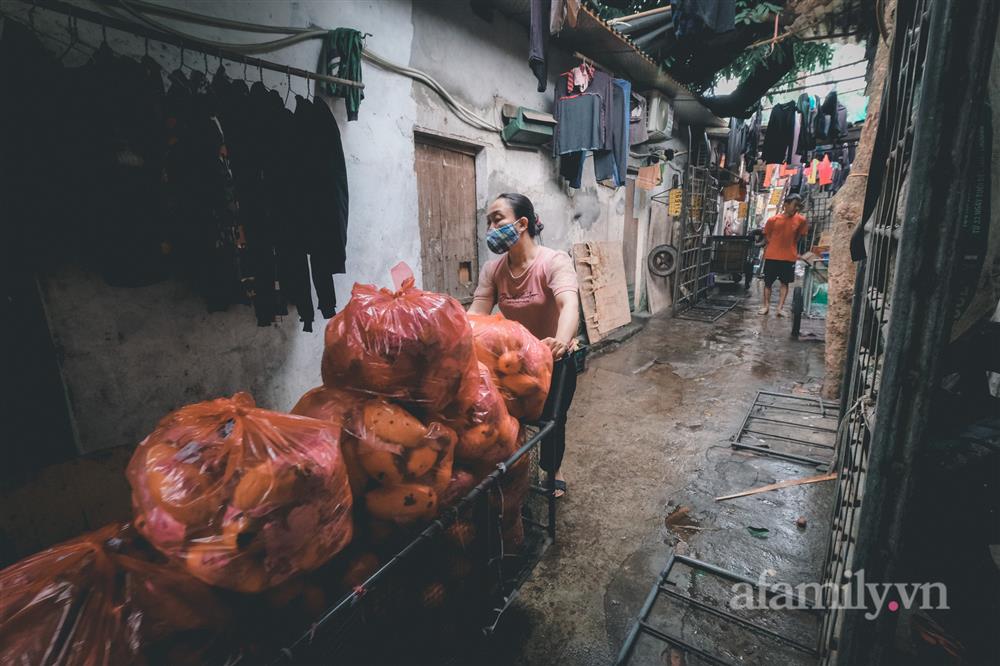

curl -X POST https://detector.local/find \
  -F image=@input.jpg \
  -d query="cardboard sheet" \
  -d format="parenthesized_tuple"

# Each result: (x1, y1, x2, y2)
(573, 241, 632, 343)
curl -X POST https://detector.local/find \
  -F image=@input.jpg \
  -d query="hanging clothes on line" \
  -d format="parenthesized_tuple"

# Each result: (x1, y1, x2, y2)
(554, 66, 629, 189)
(0, 22, 349, 332)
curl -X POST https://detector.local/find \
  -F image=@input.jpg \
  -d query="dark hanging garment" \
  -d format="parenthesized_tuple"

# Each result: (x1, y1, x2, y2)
(308, 97, 348, 318)
(796, 93, 814, 156)
(594, 80, 628, 186)
(281, 96, 317, 331)
(743, 110, 761, 167)
(529, 0, 551, 92)
(761, 101, 796, 164)
(726, 116, 745, 168)
(79, 46, 170, 288)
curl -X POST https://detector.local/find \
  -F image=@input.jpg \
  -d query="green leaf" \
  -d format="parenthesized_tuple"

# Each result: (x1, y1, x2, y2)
(747, 526, 770, 539)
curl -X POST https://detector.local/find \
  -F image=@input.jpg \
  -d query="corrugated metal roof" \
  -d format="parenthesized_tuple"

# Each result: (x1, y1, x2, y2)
(492, 0, 725, 127)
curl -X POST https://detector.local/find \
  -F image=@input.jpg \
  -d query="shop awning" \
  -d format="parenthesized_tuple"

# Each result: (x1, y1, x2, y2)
(492, 0, 725, 128)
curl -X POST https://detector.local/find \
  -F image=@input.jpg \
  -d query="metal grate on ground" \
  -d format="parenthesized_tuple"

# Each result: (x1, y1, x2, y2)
(616, 554, 821, 666)
(732, 392, 838, 468)
(676, 294, 744, 322)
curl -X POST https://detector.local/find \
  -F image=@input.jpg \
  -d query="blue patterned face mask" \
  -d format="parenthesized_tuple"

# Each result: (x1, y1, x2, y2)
(486, 222, 521, 254)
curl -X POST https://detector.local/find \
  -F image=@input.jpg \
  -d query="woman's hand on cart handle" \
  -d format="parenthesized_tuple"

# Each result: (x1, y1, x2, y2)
(542, 337, 570, 360)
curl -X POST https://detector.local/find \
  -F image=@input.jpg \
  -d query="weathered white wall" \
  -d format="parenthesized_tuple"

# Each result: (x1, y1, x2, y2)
(408, 1, 626, 262)
(6, 0, 681, 455)
(6, 0, 418, 453)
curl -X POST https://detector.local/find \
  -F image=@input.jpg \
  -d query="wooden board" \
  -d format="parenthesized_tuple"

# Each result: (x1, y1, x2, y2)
(414, 140, 478, 301)
(573, 241, 632, 343)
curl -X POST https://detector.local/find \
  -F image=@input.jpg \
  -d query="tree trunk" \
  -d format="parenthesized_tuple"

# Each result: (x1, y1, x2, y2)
(821, 0, 896, 399)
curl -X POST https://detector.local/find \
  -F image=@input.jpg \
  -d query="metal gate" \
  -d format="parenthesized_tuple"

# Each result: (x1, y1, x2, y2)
(672, 130, 718, 315)
(818, 0, 998, 663)
(800, 190, 833, 255)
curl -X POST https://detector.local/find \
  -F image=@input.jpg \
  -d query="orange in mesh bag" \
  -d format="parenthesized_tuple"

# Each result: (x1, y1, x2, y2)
(347, 398, 457, 525)
(0, 523, 231, 665)
(321, 278, 479, 413)
(127, 393, 353, 593)
(469, 313, 554, 421)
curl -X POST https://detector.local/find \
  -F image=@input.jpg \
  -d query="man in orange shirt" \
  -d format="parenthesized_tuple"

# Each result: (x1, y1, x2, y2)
(759, 194, 807, 316)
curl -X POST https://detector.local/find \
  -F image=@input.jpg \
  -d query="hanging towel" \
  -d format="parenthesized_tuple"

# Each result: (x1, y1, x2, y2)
(320, 29, 365, 121)
(636, 164, 662, 190)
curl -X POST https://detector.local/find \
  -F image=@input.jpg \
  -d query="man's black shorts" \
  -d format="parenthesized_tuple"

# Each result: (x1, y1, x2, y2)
(763, 259, 796, 286)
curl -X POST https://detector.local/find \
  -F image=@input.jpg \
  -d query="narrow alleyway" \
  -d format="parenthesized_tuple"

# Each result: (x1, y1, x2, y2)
(487, 289, 833, 665)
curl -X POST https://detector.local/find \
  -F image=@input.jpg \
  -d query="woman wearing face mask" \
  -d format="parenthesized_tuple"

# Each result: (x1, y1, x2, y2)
(469, 193, 580, 498)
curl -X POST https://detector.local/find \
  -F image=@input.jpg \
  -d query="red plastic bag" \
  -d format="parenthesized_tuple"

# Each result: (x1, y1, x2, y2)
(321, 278, 479, 413)
(0, 523, 231, 665)
(291, 386, 369, 498)
(469, 313, 553, 420)
(346, 398, 457, 525)
(127, 393, 353, 592)
(441, 362, 521, 475)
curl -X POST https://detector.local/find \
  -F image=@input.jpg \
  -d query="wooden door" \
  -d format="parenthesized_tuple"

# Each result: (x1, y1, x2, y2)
(414, 139, 478, 302)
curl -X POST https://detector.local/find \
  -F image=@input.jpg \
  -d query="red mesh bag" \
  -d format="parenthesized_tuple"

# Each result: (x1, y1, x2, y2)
(440, 362, 521, 475)
(346, 397, 457, 525)
(0, 523, 231, 665)
(291, 386, 368, 498)
(469, 313, 553, 420)
(126, 393, 353, 592)
(321, 278, 479, 413)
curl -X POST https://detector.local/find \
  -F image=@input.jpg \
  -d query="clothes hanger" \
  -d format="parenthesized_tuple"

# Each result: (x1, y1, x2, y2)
(284, 67, 292, 105)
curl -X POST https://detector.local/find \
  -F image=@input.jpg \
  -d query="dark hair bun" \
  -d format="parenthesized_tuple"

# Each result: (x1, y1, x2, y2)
(535, 217, 544, 232)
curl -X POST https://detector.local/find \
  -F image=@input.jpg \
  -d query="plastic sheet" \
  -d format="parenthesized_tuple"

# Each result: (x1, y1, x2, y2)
(127, 393, 353, 592)
(0, 523, 231, 665)
(469, 313, 553, 420)
(321, 278, 479, 412)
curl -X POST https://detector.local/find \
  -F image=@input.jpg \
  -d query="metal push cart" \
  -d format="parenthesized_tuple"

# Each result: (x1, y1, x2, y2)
(708, 235, 754, 290)
(253, 360, 581, 664)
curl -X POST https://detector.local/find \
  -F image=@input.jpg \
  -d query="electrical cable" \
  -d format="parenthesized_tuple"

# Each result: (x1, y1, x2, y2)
(362, 48, 501, 132)
(114, 0, 327, 54)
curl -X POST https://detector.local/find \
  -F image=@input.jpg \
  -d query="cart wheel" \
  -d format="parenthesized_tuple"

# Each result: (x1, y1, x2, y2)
(791, 287, 804, 337)
(743, 261, 753, 290)
(647, 244, 678, 278)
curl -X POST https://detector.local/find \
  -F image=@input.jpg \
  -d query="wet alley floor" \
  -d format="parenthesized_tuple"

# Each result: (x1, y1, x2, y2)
(487, 289, 835, 665)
